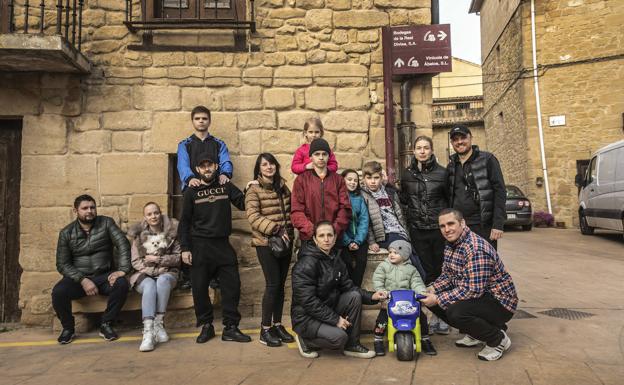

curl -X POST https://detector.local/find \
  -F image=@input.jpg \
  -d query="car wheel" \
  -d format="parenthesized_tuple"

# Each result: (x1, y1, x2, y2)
(522, 224, 532, 231)
(579, 211, 594, 235)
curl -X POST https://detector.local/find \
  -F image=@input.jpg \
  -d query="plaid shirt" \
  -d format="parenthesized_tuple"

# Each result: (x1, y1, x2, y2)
(432, 227, 518, 313)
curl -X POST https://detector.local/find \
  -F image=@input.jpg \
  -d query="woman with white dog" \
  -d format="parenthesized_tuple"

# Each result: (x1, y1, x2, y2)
(128, 202, 181, 352)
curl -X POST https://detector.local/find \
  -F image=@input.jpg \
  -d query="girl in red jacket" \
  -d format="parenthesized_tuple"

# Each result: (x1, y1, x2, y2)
(291, 117, 339, 175)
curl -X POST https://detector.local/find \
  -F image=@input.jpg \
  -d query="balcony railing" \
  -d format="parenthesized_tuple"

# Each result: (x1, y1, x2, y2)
(124, 0, 256, 33)
(1, 0, 84, 51)
(432, 99, 484, 126)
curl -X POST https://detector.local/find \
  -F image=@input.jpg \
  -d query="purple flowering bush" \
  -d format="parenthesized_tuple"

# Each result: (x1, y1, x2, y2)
(533, 211, 555, 227)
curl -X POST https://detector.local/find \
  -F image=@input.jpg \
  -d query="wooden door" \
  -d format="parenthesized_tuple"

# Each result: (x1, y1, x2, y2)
(0, 119, 22, 323)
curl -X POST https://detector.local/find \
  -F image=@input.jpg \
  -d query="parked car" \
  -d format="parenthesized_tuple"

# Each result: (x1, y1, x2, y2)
(505, 185, 533, 231)
(575, 139, 624, 237)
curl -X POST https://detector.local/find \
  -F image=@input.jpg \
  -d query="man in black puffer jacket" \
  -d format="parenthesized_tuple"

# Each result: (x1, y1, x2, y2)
(52, 195, 131, 344)
(291, 221, 386, 359)
(400, 138, 449, 285)
(447, 125, 506, 249)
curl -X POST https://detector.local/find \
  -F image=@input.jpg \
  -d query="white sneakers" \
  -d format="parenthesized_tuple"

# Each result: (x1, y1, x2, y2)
(455, 334, 484, 347)
(455, 331, 511, 361)
(477, 331, 511, 361)
(140, 319, 156, 352)
(154, 314, 169, 343)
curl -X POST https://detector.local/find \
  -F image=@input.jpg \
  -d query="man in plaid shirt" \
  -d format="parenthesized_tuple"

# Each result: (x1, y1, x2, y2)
(421, 208, 518, 361)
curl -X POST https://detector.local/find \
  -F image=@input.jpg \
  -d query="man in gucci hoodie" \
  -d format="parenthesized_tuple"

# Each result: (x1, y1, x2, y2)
(178, 151, 249, 344)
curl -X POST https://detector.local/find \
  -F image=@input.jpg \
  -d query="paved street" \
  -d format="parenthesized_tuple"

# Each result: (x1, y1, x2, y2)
(1, 228, 622, 385)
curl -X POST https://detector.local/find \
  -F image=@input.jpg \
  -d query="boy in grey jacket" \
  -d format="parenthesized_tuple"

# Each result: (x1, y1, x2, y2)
(372, 240, 436, 356)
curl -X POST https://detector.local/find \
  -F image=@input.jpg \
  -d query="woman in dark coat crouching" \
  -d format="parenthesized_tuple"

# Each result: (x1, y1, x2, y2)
(291, 221, 386, 359)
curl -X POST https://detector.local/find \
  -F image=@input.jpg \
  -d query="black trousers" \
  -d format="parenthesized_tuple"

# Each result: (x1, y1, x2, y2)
(340, 245, 368, 287)
(469, 223, 497, 250)
(409, 228, 446, 285)
(51, 273, 129, 330)
(428, 293, 513, 347)
(190, 237, 241, 327)
(374, 307, 430, 336)
(308, 291, 363, 350)
(256, 246, 291, 326)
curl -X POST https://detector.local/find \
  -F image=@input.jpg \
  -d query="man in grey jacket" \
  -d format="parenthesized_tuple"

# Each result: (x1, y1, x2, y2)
(51, 195, 131, 344)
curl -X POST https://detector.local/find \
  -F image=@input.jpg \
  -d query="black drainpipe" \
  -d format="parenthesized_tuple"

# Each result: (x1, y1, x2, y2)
(397, 78, 418, 180)
(431, 0, 440, 24)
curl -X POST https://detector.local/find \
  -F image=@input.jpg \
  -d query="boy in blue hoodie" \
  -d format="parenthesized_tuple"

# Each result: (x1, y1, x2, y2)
(177, 105, 233, 191)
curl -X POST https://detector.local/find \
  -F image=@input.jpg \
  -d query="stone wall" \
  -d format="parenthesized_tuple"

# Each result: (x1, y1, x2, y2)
(477, 0, 522, 64)
(1, 0, 433, 326)
(480, 6, 531, 198)
(479, 0, 623, 226)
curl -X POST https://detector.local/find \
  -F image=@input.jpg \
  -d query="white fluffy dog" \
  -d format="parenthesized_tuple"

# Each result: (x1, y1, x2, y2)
(143, 234, 168, 256)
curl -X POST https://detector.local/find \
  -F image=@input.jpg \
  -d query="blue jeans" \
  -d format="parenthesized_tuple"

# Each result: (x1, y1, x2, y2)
(380, 232, 427, 282)
(136, 274, 177, 319)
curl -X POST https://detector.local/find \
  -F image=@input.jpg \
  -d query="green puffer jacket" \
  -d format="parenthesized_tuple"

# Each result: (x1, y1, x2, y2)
(56, 216, 131, 283)
(372, 258, 426, 294)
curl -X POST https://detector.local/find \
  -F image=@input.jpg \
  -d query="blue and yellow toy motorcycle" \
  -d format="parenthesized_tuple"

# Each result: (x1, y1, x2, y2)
(387, 290, 426, 361)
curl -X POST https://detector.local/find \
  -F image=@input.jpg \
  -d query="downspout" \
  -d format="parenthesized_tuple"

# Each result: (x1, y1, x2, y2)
(530, 0, 553, 213)
(397, 79, 418, 180)
(400, 79, 418, 125)
(431, 0, 439, 25)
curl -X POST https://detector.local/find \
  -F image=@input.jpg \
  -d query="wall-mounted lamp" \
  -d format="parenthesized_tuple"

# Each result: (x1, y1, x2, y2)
(536, 176, 544, 187)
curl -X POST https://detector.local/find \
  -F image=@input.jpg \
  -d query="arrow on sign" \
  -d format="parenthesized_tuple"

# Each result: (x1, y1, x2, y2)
(394, 58, 405, 67)
(437, 31, 447, 40)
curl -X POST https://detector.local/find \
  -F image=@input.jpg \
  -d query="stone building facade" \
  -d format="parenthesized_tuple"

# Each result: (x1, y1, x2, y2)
(432, 57, 485, 162)
(0, 0, 435, 326)
(470, 0, 624, 226)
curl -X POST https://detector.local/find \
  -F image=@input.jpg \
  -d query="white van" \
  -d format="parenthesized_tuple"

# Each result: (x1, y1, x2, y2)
(576, 139, 624, 237)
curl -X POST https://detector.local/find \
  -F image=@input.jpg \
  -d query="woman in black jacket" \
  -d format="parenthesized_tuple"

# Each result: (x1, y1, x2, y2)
(291, 221, 386, 359)
(400, 136, 450, 334)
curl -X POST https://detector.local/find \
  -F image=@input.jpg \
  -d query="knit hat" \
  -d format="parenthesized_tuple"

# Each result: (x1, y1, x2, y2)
(388, 239, 412, 261)
(309, 138, 331, 156)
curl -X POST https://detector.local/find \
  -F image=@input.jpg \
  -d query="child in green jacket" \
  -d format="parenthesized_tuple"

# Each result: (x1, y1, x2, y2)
(372, 239, 436, 356)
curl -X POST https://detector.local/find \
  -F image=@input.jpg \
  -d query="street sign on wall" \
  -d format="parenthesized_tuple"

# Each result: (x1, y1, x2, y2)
(383, 24, 453, 75)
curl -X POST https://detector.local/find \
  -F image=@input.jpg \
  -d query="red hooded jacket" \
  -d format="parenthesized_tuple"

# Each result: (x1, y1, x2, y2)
(291, 170, 352, 240)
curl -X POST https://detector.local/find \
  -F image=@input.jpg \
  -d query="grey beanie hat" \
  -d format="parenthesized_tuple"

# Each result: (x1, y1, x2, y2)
(388, 239, 412, 261)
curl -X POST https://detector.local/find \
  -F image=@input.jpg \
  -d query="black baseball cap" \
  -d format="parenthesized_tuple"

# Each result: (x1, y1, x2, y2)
(449, 125, 472, 138)
(197, 151, 217, 165)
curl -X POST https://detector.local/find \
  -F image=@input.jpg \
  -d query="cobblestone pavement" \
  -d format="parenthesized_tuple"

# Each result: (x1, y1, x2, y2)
(1, 228, 622, 385)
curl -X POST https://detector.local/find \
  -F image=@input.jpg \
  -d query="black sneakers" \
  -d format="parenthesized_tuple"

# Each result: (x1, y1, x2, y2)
(57, 328, 75, 344)
(99, 322, 118, 341)
(273, 324, 295, 343)
(295, 334, 318, 358)
(259, 327, 281, 347)
(343, 343, 376, 358)
(374, 340, 386, 356)
(222, 325, 252, 343)
(421, 338, 438, 356)
(196, 323, 216, 344)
